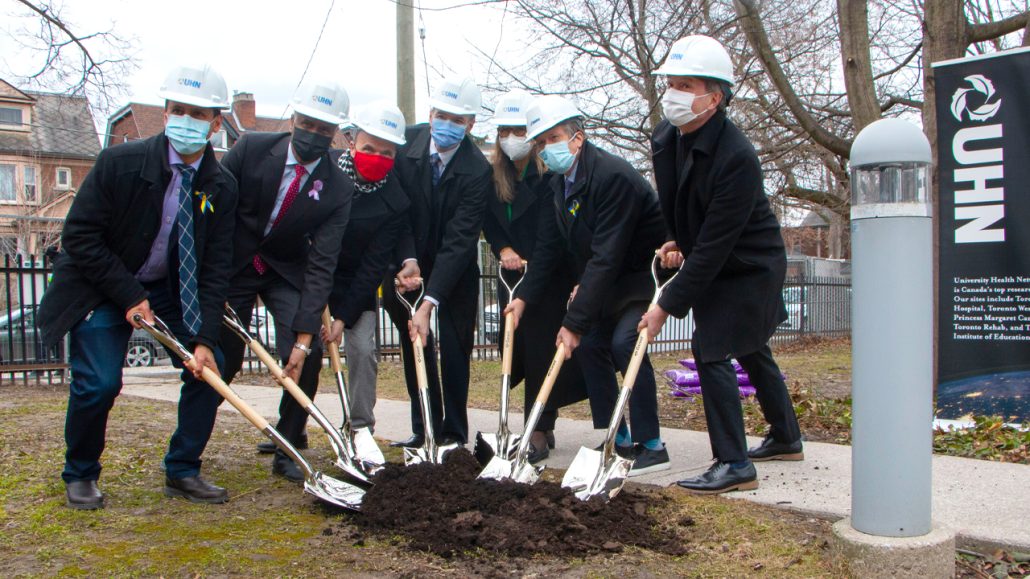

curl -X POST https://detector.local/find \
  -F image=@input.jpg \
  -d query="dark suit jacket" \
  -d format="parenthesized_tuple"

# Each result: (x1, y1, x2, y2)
(651, 112, 787, 362)
(327, 150, 409, 328)
(38, 134, 238, 349)
(392, 124, 491, 304)
(221, 132, 352, 334)
(519, 141, 666, 335)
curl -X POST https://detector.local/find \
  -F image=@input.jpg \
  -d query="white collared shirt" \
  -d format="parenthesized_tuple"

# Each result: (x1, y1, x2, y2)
(264, 144, 322, 236)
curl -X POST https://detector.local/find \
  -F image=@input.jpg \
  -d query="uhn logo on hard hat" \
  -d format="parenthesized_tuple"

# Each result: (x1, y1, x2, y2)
(442, 90, 459, 99)
(381, 119, 398, 129)
(670, 54, 684, 60)
(178, 78, 202, 88)
(529, 117, 540, 126)
(313, 95, 334, 106)
(503, 106, 520, 113)
(950, 74, 1001, 122)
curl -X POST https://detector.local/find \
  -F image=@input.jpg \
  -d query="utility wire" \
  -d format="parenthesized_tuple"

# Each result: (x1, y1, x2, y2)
(278, 0, 337, 120)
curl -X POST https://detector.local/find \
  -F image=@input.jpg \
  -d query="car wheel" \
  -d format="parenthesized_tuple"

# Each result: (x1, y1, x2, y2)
(125, 343, 156, 367)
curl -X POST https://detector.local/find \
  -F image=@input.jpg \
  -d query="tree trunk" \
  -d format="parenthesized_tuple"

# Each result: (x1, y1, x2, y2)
(921, 0, 967, 177)
(837, 0, 880, 132)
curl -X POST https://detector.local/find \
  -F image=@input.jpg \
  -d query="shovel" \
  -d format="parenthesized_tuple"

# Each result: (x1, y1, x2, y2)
(134, 314, 365, 510)
(221, 305, 375, 484)
(321, 308, 386, 471)
(561, 254, 680, 501)
(395, 280, 460, 465)
(477, 343, 565, 484)
(473, 263, 528, 466)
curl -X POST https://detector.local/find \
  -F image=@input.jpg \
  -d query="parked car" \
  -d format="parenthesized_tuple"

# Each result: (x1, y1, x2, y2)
(780, 286, 805, 331)
(483, 304, 500, 344)
(0, 306, 53, 364)
(124, 329, 169, 367)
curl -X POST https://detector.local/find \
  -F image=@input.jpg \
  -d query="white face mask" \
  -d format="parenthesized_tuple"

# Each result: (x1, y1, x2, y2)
(499, 134, 533, 161)
(662, 88, 710, 127)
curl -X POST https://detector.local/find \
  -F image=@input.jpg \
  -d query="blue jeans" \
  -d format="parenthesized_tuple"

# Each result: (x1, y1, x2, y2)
(63, 280, 225, 482)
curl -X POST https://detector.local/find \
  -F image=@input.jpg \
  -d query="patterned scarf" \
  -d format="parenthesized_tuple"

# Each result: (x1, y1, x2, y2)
(338, 150, 389, 195)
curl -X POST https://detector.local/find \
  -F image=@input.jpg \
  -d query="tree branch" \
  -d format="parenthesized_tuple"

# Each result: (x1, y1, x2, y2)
(967, 10, 1029, 43)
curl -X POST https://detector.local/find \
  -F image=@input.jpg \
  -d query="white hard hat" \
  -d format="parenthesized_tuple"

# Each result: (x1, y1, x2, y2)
(158, 64, 229, 109)
(524, 95, 582, 141)
(493, 89, 534, 126)
(352, 101, 407, 145)
(654, 35, 735, 86)
(429, 75, 481, 117)
(292, 80, 350, 125)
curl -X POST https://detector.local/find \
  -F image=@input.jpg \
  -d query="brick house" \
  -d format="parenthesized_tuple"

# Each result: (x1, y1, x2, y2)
(105, 91, 346, 153)
(0, 79, 99, 258)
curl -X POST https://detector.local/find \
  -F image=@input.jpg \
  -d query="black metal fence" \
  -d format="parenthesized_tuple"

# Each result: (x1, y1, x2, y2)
(0, 254, 851, 381)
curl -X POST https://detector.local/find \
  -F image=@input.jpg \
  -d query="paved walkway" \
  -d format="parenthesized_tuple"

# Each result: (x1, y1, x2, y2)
(121, 368, 1029, 552)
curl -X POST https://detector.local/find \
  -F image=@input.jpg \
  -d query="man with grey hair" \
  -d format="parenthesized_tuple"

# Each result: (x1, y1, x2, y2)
(507, 95, 671, 476)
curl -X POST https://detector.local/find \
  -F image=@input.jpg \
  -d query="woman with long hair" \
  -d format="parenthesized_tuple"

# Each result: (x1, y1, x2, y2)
(483, 90, 586, 462)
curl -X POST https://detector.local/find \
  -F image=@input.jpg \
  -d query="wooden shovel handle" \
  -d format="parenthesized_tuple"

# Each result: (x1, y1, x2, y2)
(620, 304, 655, 394)
(196, 365, 270, 429)
(413, 334, 430, 392)
(533, 342, 566, 407)
(501, 311, 516, 376)
(248, 337, 314, 410)
(322, 308, 344, 374)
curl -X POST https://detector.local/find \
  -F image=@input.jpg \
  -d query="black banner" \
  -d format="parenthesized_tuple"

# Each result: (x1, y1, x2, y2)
(934, 47, 1030, 423)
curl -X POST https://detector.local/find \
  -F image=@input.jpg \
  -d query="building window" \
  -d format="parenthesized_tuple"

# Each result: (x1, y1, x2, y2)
(0, 107, 21, 126)
(0, 164, 15, 201)
(55, 167, 71, 190)
(23, 166, 37, 202)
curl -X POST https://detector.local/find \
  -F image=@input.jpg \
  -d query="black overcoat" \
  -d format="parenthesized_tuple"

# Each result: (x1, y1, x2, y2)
(519, 140, 666, 336)
(220, 132, 352, 334)
(326, 150, 410, 328)
(651, 112, 787, 362)
(38, 134, 238, 349)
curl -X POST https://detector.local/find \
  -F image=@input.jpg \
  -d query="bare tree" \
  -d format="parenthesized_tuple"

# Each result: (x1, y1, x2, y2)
(3, 0, 136, 113)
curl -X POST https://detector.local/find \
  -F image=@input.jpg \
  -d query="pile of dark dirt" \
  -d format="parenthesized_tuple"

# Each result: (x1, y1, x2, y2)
(348, 450, 689, 558)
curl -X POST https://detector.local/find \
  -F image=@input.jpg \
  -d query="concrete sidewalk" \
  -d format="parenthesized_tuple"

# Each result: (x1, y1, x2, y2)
(121, 369, 1029, 553)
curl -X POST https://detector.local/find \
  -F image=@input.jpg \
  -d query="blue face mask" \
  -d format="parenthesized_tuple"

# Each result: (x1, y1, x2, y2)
(430, 117, 467, 150)
(539, 137, 578, 174)
(165, 114, 212, 155)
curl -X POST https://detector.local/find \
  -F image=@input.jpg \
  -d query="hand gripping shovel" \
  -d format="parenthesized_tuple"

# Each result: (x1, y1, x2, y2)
(134, 314, 364, 510)
(321, 308, 386, 471)
(477, 343, 565, 484)
(561, 255, 680, 501)
(395, 280, 460, 465)
(473, 263, 528, 466)
(221, 305, 374, 485)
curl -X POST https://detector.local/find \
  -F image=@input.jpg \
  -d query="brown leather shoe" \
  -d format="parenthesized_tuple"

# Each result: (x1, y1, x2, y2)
(164, 476, 229, 504)
(66, 480, 104, 510)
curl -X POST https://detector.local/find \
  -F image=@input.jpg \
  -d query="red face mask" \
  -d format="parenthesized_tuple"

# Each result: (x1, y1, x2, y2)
(352, 151, 395, 182)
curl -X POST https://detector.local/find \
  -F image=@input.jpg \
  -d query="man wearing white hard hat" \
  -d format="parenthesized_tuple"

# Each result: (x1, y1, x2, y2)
(384, 75, 492, 447)
(38, 64, 239, 508)
(482, 89, 587, 462)
(319, 101, 410, 462)
(639, 35, 803, 494)
(507, 95, 671, 476)
(218, 80, 352, 482)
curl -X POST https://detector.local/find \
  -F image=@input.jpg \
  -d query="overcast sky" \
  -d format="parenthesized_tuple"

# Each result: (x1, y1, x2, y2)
(0, 0, 520, 135)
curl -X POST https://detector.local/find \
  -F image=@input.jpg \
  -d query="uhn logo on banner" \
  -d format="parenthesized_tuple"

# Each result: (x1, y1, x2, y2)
(950, 74, 1006, 244)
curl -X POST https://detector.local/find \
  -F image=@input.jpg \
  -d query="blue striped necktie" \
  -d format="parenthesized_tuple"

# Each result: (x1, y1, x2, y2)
(174, 164, 201, 336)
(430, 152, 442, 187)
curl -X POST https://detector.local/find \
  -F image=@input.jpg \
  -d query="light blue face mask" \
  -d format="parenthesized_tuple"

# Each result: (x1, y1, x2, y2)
(539, 137, 578, 174)
(430, 117, 467, 150)
(165, 114, 212, 155)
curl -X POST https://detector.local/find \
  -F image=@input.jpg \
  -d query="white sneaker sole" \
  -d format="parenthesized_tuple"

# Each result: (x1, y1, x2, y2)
(628, 461, 671, 477)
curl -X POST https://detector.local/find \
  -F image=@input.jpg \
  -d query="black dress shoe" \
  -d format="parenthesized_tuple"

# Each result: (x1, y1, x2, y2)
(527, 432, 550, 463)
(389, 434, 425, 448)
(544, 430, 556, 449)
(676, 461, 758, 495)
(66, 480, 104, 510)
(272, 453, 305, 483)
(748, 435, 804, 462)
(257, 433, 308, 454)
(595, 443, 636, 460)
(164, 476, 229, 504)
(435, 434, 464, 447)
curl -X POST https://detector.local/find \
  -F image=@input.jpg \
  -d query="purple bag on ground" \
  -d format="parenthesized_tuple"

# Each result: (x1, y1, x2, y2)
(680, 358, 745, 373)
(664, 369, 700, 387)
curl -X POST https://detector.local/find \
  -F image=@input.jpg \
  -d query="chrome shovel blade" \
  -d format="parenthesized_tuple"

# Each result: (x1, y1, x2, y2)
(473, 431, 521, 467)
(304, 471, 365, 510)
(403, 442, 461, 466)
(477, 454, 544, 485)
(561, 447, 633, 502)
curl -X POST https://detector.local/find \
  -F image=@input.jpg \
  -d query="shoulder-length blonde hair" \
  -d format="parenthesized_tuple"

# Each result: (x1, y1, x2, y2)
(491, 139, 545, 204)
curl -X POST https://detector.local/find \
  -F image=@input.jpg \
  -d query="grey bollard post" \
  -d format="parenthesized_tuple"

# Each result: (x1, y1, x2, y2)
(849, 118, 933, 537)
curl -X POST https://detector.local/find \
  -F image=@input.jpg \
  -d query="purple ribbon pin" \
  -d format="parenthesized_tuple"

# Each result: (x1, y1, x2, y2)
(309, 180, 323, 201)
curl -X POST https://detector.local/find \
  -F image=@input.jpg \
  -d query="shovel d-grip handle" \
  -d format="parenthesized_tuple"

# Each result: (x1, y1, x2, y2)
(133, 313, 270, 429)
